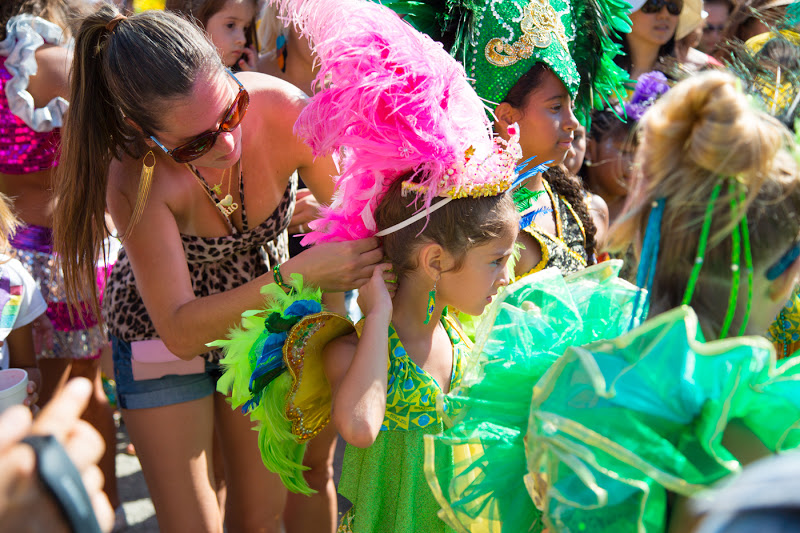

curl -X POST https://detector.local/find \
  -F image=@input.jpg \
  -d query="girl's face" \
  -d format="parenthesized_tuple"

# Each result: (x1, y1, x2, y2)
(507, 69, 580, 167)
(586, 126, 633, 199)
(153, 70, 243, 167)
(437, 226, 518, 316)
(205, 0, 256, 67)
(629, 7, 679, 48)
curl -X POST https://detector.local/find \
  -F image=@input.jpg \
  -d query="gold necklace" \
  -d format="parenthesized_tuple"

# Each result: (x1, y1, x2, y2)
(186, 160, 240, 219)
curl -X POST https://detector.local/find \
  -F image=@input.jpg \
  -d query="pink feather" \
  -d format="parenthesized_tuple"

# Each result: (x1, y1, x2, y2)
(271, 0, 493, 244)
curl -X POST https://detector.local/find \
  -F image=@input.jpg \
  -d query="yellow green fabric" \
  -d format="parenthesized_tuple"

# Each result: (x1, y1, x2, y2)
(338, 314, 468, 532)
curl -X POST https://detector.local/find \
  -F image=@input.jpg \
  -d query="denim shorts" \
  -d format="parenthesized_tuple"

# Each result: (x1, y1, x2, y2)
(111, 336, 221, 410)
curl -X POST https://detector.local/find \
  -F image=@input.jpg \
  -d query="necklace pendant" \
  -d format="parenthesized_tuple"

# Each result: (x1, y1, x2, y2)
(217, 201, 239, 218)
(220, 194, 234, 207)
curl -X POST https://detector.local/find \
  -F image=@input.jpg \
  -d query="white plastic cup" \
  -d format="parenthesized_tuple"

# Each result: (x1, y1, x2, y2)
(0, 368, 28, 412)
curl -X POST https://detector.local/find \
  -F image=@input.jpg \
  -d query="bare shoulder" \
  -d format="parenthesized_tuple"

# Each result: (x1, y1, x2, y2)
(238, 71, 308, 120)
(27, 44, 72, 106)
(323, 331, 360, 390)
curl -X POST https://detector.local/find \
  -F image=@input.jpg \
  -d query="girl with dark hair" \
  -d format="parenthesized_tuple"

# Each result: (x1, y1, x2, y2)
(213, 2, 523, 530)
(386, 0, 631, 278)
(53, 6, 381, 532)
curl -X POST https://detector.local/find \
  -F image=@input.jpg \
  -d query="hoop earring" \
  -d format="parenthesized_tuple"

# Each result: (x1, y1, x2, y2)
(423, 278, 438, 325)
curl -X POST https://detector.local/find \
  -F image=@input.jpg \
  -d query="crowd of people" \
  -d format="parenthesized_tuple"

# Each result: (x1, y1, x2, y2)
(1, 0, 800, 531)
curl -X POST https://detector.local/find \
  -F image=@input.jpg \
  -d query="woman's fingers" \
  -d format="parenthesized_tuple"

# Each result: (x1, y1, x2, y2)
(0, 406, 33, 451)
(62, 419, 105, 472)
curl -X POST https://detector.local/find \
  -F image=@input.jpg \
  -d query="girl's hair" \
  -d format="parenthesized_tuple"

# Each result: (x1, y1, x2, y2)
(608, 71, 800, 309)
(53, 5, 222, 318)
(0, 194, 20, 254)
(375, 178, 519, 279)
(0, 0, 84, 40)
(502, 62, 599, 263)
(716, 1, 788, 59)
(165, 0, 259, 51)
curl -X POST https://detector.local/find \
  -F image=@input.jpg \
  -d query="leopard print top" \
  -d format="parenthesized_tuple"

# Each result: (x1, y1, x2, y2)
(103, 170, 297, 362)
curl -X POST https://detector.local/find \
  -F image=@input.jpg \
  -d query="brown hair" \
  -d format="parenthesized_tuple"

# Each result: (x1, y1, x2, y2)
(503, 62, 598, 263)
(53, 5, 222, 319)
(608, 71, 800, 314)
(0, 0, 85, 40)
(375, 178, 519, 280)
(165, 0, 259, 52)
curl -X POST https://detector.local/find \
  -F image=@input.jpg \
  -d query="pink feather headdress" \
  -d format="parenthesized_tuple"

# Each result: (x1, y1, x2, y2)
(275, 0, 537, 244)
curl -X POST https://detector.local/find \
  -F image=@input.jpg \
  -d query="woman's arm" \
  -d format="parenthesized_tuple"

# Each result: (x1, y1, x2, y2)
(323, 265, 393, 448)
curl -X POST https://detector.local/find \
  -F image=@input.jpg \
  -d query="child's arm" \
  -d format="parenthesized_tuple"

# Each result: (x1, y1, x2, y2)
(7, 320, 42, 410)
(323, 265, 394, 448)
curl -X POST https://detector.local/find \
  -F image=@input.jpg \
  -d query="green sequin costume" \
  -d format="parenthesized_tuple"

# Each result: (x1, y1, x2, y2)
(339, 314, 468, 533)
(424, 262, 800, 532)
(381, 0, 631, 125)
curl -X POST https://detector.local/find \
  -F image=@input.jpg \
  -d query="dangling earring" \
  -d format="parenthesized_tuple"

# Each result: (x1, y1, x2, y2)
(121, 150, 155, 243)
(423, 278, 438, 325)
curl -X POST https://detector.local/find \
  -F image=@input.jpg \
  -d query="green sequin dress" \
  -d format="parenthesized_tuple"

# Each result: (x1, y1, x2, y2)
(425, 262, 800, 532)
(338, 315, 468, 533)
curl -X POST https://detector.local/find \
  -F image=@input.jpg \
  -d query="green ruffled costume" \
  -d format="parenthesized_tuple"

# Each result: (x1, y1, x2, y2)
(213, 275, 472, 532)
(339, 317, 468, 533)
(424, 261, 800, 532)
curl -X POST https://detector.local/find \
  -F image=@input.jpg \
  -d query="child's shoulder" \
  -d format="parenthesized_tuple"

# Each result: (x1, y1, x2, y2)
(0, 255, 29, 282)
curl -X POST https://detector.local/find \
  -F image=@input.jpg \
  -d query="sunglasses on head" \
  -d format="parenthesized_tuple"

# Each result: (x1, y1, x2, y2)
(640, 0, 683, 16)
(149, 69, 249, 164)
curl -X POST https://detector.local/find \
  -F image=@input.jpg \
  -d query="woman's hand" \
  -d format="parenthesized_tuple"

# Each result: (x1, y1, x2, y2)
(357, 264, 396, 319)
(288, 189, 321, 235)
(236, 47, 258, 71)
(285, 238, 384, 292)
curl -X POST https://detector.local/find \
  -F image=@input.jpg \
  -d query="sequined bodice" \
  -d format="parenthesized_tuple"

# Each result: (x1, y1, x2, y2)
(0, 60, 60, 174)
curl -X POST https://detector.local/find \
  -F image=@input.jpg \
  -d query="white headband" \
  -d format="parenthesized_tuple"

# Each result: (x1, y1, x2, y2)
(374, 197, 453, 237)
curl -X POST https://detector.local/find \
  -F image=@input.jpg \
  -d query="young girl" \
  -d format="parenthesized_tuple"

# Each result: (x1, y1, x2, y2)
(583, 71, 671, 226)
(214, 1, 526, 531)
(425, 70, 800, 533)
(390, 0, 630, 278)
(166, 0, 259, 71)
(0, 193, 47, 410)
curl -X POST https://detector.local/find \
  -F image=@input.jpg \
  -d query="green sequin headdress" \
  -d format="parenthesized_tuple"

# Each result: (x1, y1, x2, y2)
(383, 0, 632, 124)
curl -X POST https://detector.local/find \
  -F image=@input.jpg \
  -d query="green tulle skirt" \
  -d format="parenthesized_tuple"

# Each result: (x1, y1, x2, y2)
(424, 262, 800, 532)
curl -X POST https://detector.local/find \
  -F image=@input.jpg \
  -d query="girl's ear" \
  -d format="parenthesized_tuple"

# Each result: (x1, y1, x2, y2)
(494, 102, 522, 138)
(418, 242, 445, 282)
